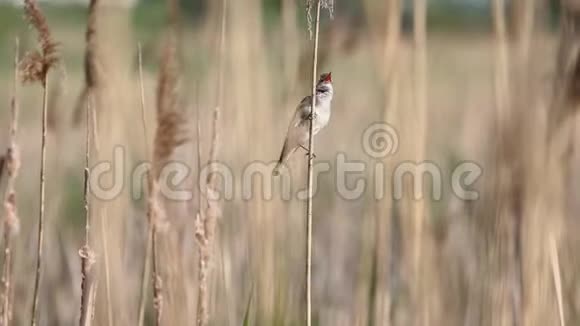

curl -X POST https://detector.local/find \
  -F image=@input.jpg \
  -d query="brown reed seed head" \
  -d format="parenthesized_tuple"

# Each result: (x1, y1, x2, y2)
(5, 147, 20, 178)
(85, 0, 99, 88)
(20, 0, 59, 84)
(71, 0, 99, 127)
(4, 192, 20, 235)
(152, 34, 188, 178)
(0, 155, 5, 181)
(568, 52, 580, 105)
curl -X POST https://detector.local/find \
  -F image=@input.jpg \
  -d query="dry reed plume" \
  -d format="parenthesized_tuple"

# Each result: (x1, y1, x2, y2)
(20, 0, 58, 85)
(75, 2, 114, 324)
(0, 0, 579, 325)
(142, 28, 187, 326)
(193, 50, 221, 326)
(195, 0, 225, 324)
(194, 106, 221, 326)
(153, 38, 186, 176)
(19, 1, 59, 325)
(0, 157, 4, 185)
(1, 38, 21, 326)
(73, 0, 101, 126)
(306, 0, 333, 39)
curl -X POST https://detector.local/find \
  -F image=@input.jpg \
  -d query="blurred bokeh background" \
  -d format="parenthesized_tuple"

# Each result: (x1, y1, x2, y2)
(0, 0, 579, 325)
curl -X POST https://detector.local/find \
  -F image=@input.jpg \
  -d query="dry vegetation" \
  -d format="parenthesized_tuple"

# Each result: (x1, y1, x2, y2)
(0, 0, 580, 325)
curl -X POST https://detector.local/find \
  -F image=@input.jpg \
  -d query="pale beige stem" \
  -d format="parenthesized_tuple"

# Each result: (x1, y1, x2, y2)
(196, 0, 226, 324)
(412, 0, 428, 323)
(79, 95, 97, 326)
(305, 1, 321, 325)
(136, 43, 152, 326)
(549, 236, 565, 326)
(30, 74, 49, 326)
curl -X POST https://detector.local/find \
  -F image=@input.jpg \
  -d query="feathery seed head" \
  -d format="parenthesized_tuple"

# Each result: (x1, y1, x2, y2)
(306, 0, 334, 39)
(20, 0, 59, 84)
(152, 33, 188, 178)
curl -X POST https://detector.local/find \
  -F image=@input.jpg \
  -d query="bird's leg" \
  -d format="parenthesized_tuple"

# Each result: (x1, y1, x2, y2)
(307, 110, 318, 121)
(300, 144, 316, 158)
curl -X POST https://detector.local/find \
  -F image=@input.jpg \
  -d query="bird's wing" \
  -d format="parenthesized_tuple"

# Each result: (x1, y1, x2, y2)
(292, 95, 312, 128)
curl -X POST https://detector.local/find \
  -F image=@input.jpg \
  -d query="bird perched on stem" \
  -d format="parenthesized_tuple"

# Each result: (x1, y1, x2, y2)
(273, 72, 333, 176)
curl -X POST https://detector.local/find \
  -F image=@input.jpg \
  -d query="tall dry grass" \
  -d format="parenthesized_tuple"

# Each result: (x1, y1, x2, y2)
(369, 0, 400, 324)
(304, 1, 321, 324)
(77, 3, 100, 326)
(1, 38, 21, 326)
(149, 31, 187, 326)
(136, 43, 151, 326)
(195, 0, 226, 324)
(1, 1, 580, 325)
(72, 0, 102, 127)
(18, 1, 59, 324)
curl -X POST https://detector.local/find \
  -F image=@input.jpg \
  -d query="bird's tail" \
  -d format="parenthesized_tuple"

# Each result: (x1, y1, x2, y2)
(272, 164, 281, 176)
(273, 140, 293, 176)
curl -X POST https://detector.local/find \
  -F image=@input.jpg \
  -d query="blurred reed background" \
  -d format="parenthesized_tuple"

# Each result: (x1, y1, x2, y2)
(0, 0, 579, 325)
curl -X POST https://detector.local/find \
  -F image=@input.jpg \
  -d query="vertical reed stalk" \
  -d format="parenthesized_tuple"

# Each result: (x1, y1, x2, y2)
(79, 96, 97, 326)
(491, 1, 519, 325)
(77, 1, 101, 322)
(93, 122, 110, 326)
(492, 0, 510, 134)
(195, 107, 221, 326)
(305, 1, 321, 325)
(410, 0, 429, 322)
(371, 1, 401, 324)
(149, 12, 187, 324)
(78, 2, 112, 322)
(549, 236, 565, 326)
(30, 72, 48, 326)
(137, 43, 152, 326)
(195, 0, 226, 324)
(1, 38, 20, 326)
(194, 102, 203, 324)
(151, 198, 162, 326)
(31, 72, 48, 326)
(19, 2, 59, 324)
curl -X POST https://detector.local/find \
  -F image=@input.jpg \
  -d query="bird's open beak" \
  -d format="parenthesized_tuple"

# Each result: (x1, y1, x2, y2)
(325, 72, 332, 82)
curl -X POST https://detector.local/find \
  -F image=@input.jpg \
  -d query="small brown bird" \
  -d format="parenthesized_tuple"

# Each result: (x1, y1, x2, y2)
(273, 72, 334, 176)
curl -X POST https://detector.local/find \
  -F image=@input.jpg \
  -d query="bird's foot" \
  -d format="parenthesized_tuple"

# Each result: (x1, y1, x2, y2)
(300, 145, 316, 158)
(307, 112, 318, 120)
